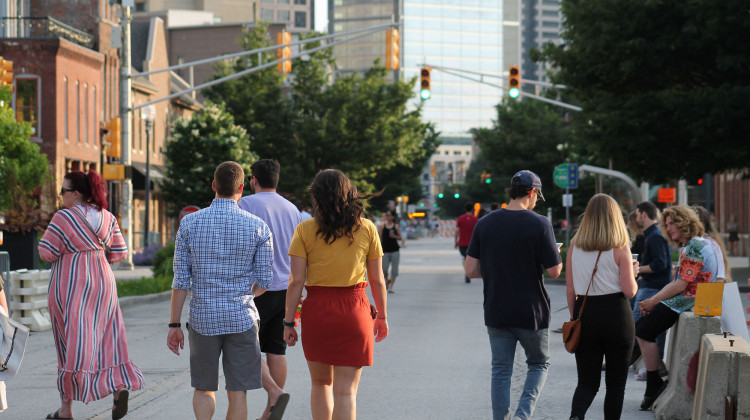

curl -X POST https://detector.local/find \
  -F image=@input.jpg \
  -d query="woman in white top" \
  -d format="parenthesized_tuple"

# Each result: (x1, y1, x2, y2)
(566, 194, 638, 420)
(692, 206, 731, 281)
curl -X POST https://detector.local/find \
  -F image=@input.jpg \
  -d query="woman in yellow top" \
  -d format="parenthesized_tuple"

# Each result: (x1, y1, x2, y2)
(283, 169, 389, 420)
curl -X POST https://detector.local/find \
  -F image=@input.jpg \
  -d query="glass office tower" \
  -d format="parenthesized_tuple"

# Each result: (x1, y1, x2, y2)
(329, 0, 506, 141)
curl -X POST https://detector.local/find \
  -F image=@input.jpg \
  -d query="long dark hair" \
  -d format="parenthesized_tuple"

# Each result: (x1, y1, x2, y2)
(309, 169, 371, 245)
(65, 170, 108, 211)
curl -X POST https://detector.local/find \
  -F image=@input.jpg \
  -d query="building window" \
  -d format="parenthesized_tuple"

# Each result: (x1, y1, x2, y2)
(261, 8, 274, 21)
(84, 83, 89, 145)
(14, 76, 41, 138)
(93, 86, 97, 147)
(294, 11, 306, 28)
(278, 0, 289, 4)
(63, 77, 68, 140)
(278, 10, 290, 22)
(134, 2, 146, 12)
(453, 151, 461, 155)
(76, 80, 80, 142)
(294, 0, 306, 4)
(261, 0, 273, 3)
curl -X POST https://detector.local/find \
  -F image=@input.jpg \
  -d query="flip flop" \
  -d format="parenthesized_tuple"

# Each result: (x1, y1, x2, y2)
(112, 390, 129, 420)
(268, 393, 290, 420)
(45, 410, 73, 419)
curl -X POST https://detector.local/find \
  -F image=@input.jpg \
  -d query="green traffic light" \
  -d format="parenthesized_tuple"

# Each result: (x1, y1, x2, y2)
(485, 178, 491, 184)
(508, 87, 520, 98)
(438, 193, 444, 198)
(454, 193, 460, 199)
(420, 89, 431, 100)
(419, 202, 424, 207)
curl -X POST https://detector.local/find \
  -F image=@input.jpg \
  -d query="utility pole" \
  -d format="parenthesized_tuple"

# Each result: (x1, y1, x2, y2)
(120, 5, 134, 269)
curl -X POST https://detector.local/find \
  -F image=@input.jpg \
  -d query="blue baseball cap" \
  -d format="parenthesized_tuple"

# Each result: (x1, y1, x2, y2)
(511, 170, 545, 201)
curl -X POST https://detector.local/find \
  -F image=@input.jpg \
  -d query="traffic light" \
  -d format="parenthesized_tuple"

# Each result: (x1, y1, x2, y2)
(419, 67, 431, 100)
(508, 65, 520, 99)
(104, 117, 122, 158)
(438, 193, 444, 199)
(454, 189, 460, 199)
(0, 56, 13, 93)
(480, 171, 492, 184)
(385, 29, 399, 70)
(277, 32, 292, 73)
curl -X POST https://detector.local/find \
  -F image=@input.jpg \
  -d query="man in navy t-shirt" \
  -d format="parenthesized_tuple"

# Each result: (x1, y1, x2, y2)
(465, 170, 562, 420)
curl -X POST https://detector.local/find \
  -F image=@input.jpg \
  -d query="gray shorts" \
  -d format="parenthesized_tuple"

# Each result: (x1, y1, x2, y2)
(382, 251, 400, 278)
(188, 323, 262, 391)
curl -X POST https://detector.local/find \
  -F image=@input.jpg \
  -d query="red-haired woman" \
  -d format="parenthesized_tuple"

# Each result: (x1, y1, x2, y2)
(38, 170, 144, 420)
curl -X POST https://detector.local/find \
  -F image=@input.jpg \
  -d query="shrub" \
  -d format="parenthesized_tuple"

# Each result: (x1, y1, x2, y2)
(132, 244, 164, 265)
(152, 241, 175, 279)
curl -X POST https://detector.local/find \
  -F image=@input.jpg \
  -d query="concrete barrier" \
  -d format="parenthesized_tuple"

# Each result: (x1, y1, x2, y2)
(692, 334, 750, 419)
(653, 311, 722, 420)
(9, 269, 52, 331)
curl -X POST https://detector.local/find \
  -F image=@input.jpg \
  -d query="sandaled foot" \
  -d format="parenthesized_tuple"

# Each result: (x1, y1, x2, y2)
(46, 410, 74, 419)
(112, 390, 129, 420)
(268, 393, 290, 420)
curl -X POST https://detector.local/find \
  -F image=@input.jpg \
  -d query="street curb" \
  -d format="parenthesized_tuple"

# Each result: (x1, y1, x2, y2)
(119, 290, 171, 308)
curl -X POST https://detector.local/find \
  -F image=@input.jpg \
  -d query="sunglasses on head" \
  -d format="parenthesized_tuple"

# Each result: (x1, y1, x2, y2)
(60, 187, 76, 195)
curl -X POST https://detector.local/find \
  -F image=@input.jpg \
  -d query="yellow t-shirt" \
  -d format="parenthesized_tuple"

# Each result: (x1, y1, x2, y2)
(288, 218, 384, 287)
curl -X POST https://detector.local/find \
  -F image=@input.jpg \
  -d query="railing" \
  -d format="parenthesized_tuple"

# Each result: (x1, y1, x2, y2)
(0, 16, 94, 48)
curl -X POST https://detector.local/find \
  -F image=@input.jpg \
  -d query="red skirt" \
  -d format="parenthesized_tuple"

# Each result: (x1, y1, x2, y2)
(301, 283, 374, 366)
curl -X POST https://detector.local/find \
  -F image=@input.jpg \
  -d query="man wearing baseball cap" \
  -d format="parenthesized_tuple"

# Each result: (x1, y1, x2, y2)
(464, 170, 562, 420)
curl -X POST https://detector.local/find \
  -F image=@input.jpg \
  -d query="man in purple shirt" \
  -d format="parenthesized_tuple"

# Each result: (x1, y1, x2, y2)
(239, 159, 301, 420)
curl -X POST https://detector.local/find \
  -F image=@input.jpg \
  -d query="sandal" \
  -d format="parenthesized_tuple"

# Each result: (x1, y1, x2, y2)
(639, 382, 667, 411)
(46, 410, 74, 419)
(112, 390, 129, 420)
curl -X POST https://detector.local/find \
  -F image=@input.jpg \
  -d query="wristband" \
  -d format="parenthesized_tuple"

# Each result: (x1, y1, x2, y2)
(282, 320, 295, 327)
(168, 322, 181, 328)
(377, 316, 387, 320)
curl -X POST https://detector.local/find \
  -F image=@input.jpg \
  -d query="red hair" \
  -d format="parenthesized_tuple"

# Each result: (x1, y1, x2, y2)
(64, 170, 108, 210)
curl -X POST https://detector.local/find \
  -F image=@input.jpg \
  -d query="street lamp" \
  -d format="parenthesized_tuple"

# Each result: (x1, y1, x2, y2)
(141, 104, 156, 248)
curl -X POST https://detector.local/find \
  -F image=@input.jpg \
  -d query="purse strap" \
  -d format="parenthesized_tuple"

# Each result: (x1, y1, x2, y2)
(0, 326, 17, 371)
(575, 250, 602, 321)
(71, 208, 108, 252)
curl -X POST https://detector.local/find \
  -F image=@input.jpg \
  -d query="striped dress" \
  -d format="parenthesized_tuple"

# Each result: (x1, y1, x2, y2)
(38, 207, 144, 403)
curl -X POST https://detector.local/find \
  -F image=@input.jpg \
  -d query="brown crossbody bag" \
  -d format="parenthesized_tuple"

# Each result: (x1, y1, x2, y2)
(562, 250, 602, 353)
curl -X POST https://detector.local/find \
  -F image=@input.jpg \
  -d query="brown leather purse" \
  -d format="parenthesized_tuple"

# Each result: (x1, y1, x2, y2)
(562, 250, 601, 353)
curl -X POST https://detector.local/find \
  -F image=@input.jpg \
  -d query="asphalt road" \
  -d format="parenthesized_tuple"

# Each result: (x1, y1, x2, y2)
(8, 236, 747, 419)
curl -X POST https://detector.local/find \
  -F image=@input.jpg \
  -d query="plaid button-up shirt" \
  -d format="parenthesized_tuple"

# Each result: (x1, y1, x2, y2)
(173, 198, 273, 336)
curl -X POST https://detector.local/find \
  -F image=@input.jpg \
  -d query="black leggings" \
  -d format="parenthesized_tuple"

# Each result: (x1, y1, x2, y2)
(570, 293, 635, 420)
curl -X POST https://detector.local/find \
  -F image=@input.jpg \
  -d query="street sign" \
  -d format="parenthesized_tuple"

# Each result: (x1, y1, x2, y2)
(563, 194, 573, 207)
(179, 205, 200, 222)
(657, 188, 676, 203)
(554, 163, 578, 189)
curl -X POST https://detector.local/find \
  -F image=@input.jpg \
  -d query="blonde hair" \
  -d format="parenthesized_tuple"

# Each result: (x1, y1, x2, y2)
(661, 205, 704, 247)
(571, 194, 630, 251)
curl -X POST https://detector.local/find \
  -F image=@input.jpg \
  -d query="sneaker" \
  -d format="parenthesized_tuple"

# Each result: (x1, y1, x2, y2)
(635, 368, 647, 381)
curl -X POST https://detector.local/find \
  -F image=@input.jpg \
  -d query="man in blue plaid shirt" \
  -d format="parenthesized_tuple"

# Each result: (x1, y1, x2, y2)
(167, 161, 274, 420)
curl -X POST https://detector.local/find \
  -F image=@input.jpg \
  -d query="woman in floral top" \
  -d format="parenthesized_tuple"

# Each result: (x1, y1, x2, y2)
(634, 205, 718, 410)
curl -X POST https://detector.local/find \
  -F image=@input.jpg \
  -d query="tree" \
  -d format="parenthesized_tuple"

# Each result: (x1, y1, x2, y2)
(472, 97, 597, 220)
(159, 102, 256, 216)
(0, 87, 49, 232)
(537, 0, 750, 183)
(204, 25, 437, 202)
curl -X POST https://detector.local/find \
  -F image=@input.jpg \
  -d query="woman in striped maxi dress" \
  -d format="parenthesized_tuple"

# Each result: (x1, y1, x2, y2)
(38, 170, 144, 420)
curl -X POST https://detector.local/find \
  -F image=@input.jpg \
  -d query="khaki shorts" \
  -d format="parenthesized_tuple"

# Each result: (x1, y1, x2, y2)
(188, 323, 262, 391)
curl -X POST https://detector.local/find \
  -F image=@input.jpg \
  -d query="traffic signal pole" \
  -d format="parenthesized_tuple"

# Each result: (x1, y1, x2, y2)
(424, 64, 582, 112)
(119, 5, 134, 269)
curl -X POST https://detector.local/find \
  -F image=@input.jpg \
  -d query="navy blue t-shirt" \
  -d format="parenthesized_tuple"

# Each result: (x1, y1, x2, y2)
(467, 209, 562, 330)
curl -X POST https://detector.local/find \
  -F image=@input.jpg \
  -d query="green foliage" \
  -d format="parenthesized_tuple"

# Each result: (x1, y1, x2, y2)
(117, 276, 172, 297)
(537, 0, 750, 183)
(0, 86, 48, 215)
(204, 26, 436, 202)
(151, 241, 175, 279)
(159, 102, 256, 217)
(471, 98, 597, 220)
